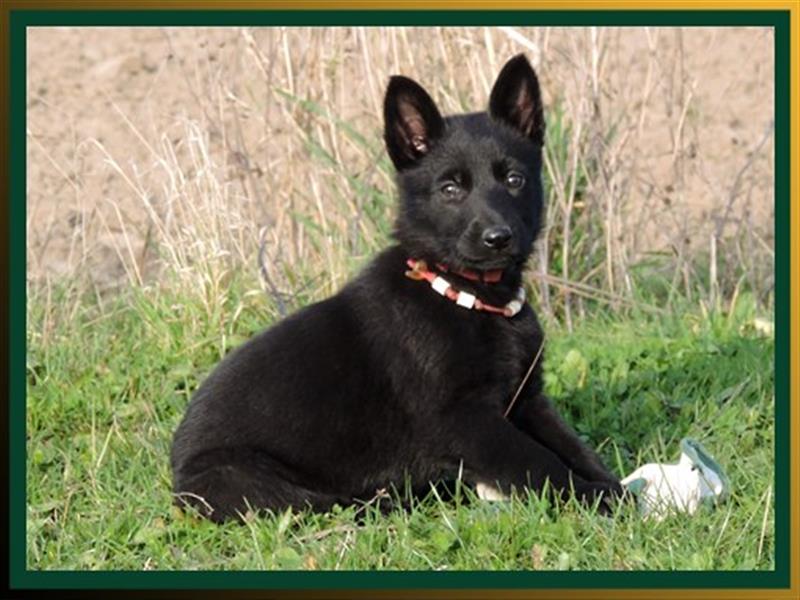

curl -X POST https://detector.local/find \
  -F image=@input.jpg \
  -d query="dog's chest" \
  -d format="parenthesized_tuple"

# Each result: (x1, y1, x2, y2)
(485, 309, 541, 383)
(436, 307, 543, 410)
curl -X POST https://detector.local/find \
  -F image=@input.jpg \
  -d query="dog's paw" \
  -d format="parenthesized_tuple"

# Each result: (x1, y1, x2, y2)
(575, 480, 627, 516)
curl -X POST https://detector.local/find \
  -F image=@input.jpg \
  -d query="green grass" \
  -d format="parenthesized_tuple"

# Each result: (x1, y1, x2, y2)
(26, 276, 774, 571)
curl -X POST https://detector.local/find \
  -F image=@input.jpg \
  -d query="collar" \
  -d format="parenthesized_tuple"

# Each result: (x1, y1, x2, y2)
(404, 258, 526, 318)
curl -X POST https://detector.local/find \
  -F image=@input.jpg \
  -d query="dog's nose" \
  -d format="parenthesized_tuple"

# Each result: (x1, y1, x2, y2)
(482, 226, 513, 250)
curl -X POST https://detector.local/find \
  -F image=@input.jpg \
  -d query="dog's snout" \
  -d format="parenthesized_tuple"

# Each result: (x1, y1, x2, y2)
(482, 226, 513, 250)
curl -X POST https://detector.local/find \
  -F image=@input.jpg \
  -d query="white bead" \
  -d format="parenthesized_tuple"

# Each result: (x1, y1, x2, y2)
(431, 276, 450, 295)
(456, 291, 476, 309)
(506, 300, 522, 316)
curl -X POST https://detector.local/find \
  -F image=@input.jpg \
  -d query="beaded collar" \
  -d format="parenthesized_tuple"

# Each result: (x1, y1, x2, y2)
(404, 259, 526, 318)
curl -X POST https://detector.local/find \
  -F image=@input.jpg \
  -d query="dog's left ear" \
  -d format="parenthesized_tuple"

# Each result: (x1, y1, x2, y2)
(384, 75, 445, 170)
(489, 54, 545, 145)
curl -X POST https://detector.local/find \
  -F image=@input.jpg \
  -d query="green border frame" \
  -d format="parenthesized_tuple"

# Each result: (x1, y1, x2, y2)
(9, 8, 791, 593)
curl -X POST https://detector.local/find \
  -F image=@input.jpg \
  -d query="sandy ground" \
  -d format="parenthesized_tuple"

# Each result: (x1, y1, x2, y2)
(26, 26, 774, 291)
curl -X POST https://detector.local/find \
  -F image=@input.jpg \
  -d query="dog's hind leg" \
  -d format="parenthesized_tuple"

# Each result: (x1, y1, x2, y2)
(172, 449, 343, 523)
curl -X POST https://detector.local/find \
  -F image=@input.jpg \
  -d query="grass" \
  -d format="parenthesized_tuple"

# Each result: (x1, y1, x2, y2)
(26, 277, 774, 570)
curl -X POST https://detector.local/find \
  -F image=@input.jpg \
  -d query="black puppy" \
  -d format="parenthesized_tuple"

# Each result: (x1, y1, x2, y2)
(171, 54, 622, 523)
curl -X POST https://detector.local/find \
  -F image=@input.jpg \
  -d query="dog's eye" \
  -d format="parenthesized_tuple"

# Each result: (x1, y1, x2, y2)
(441, 182, 461, 199)
(505, 171, 525, 190)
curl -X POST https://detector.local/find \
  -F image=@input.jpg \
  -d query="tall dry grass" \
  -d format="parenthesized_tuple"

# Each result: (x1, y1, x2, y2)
(26, 27, 775, 329)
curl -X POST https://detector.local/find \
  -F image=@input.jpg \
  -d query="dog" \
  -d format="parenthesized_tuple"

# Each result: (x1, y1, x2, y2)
(170, 54, 623, 523)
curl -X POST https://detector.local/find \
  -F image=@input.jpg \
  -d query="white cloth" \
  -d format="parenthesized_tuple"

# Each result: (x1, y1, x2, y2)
(622, 440, 729, 521)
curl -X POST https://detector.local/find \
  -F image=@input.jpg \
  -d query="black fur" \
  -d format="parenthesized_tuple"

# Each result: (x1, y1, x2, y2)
(170, 54, 622, 523)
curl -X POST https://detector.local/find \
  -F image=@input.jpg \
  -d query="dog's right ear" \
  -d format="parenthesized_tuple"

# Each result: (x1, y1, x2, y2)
(383, 76, 445, 170)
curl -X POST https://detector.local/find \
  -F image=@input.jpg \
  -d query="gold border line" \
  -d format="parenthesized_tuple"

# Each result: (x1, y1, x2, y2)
(3, 0, 800, 10)
(790, 1, 799, 597)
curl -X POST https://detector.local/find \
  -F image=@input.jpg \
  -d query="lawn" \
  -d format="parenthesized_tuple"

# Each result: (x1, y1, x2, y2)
(26, 279, 774, 570)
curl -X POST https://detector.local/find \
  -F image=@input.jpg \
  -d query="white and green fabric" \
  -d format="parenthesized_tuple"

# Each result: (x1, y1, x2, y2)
(622, 438, 730, 520)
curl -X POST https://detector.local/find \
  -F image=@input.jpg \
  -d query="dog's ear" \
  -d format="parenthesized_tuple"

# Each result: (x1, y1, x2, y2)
(384, 76, 445, 170)
(489, 54, 545, 145)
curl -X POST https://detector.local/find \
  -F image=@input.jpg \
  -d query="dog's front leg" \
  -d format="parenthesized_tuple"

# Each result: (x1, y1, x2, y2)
(507, 393, 620, 485)
(442, 410, 618, 508)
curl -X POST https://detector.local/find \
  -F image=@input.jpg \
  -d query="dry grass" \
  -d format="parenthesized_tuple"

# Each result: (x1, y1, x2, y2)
(26, 27, 775, 323)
